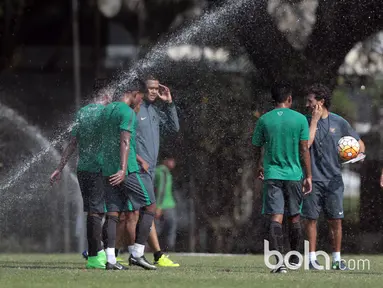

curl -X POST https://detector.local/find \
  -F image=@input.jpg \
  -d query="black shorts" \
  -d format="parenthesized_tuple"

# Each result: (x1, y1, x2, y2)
(301, 176, 344, 220)
(105, 172, 155, 212)
(262, 180, 303, 217)
(77, 171, 105, 214)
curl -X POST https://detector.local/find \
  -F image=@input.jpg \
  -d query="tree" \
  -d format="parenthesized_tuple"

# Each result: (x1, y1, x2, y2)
(237, 0, 383, 87)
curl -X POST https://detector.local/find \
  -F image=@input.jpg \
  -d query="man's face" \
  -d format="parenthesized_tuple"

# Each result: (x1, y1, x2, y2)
(145, 80, 159, 102)
(166, 158, 176, 170)
(306, 94, 320, 112)
(286, 95, 293, 108)
(122, 91, 142, 109)
(133, 92, 144, 112)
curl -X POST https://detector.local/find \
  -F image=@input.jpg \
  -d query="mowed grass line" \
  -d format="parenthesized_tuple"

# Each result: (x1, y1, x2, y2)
(0, 254, 382, 288)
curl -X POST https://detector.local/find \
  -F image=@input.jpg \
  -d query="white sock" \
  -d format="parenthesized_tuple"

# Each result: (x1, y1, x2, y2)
(132, 243, 145, 258)
(309, 252, 317, 262)
(128, 245, 134, 254)
(332, 252, 341, 262)
(106, 247, 116, 264)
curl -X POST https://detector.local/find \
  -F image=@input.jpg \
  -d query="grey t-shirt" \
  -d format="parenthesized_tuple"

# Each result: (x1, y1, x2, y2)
(308, 113, 360, 182)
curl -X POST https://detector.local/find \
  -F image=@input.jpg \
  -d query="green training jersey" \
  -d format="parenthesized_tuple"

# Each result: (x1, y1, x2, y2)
(155, 165, 176, 209)
(252, 108, 309, 181)
(100, 102, 139, 177)
(70, 103, 104, 172)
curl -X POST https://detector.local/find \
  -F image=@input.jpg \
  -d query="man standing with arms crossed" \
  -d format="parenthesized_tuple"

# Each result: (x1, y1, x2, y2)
(252, 83, 312, 273)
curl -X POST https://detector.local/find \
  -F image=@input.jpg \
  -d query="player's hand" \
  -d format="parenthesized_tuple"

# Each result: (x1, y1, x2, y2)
(155, 209, 162, 220)
(359, 152, 365, 163)
(380, 172, 383, 189)
(157, 84, 172, 103)
(257, 166, 264, 180)
(311, 104, 322, 122)
(109, 170, 126, 186)
(141, 160, 149, 173)
(303, 177, 312, 195)
(134, 102, 141, 113)
(50, 169, 61, 185)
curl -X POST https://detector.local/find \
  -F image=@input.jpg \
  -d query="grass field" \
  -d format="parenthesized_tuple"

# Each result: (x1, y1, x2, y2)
(0, 253, 382, 288)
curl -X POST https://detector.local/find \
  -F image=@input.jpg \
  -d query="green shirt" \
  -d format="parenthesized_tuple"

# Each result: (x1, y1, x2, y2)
(71, 103, 104, 172)
(155, 165, 175, 209)
(100, 102, 139, 177)
(252, 108, 309, 181)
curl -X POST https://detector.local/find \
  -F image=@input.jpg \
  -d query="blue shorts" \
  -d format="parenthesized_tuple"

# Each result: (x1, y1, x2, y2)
(301, 176, 344, 220)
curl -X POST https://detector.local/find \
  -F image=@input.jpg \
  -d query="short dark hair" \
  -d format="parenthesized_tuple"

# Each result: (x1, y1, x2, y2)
(270, 83, 292, 103)
(113, 78, 146, 99)
(128, 78, 146, 93)
(306, 83, 332, 109)
(145, 74, 159, 82)
(161, 151, 174, 161)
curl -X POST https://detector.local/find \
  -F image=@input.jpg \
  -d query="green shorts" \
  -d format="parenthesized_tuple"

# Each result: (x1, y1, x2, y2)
(105, 172, 154, 212)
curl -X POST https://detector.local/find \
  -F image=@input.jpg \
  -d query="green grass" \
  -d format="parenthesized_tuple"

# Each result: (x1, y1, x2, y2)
(0, 254, 382, 288)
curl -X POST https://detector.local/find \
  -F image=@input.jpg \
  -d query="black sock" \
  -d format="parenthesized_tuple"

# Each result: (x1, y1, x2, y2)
(87, 215, 103, 257)
(289, 221, 302, 253)
(154, 251, 164, 262)
(135, 210, 155, 245)
(269, 221, 284, 263)
(106, 215, 119, 249)
(102, 219, 108, 250)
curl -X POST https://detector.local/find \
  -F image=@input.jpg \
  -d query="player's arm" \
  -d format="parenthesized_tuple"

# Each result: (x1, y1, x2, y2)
(110, 106, 135, 186)
(299, 140, 312, 179)
(157, 84, 180, 133)
(155, 167, 168, 218)
(300, 118, 312, 194)
(358, 139, 366, 155)
(158, 104, 180, 133)
(109, 131, 131, 186)
(51, 111, 79, 185)
(308, 121, 318, 148)
(136, 154, 149, 172)
(300, 140, 312, 194)
(252, 119, 265, 179)
(343, 118, 366, 156)
(57, 137, 78, 171)
(50, 136, 77, 184)
(308, 105, 322, 148)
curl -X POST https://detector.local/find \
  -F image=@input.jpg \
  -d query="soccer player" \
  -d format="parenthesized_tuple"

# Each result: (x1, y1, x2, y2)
(252, 83, 312, 273)
(302, 83, 366, 270)
(101, 80, 156, 270)
(50, 79, 112, 269)
(124, 75, 180, 267)
(155, 155, 178, 252)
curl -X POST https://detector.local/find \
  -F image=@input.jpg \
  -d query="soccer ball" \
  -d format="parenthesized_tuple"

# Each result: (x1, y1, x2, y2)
(337, 136, 360, 161)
